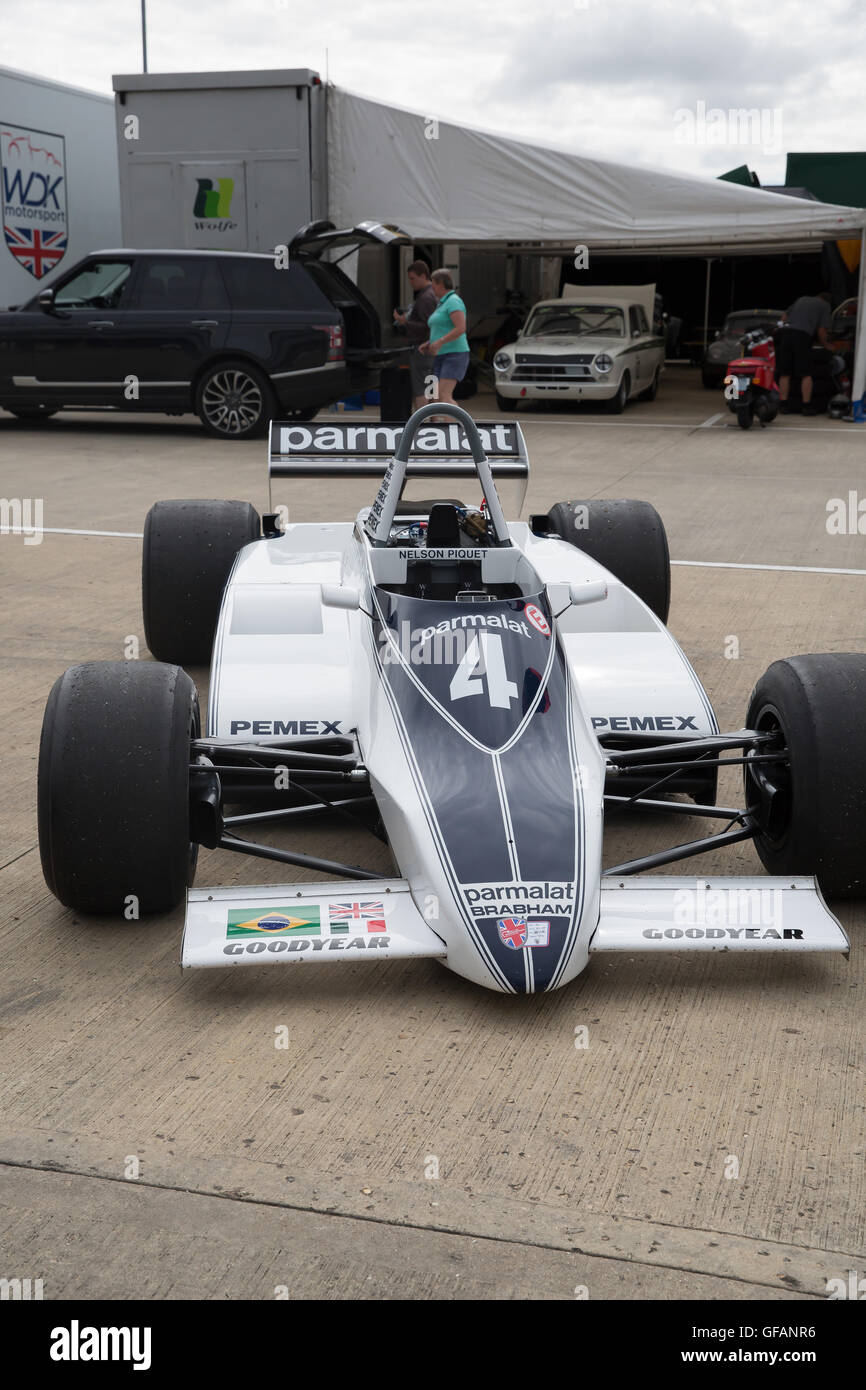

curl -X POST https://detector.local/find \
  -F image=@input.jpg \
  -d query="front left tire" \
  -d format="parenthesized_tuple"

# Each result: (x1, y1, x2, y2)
(38, 662, 199, 914)
(746, 654, 866, 896)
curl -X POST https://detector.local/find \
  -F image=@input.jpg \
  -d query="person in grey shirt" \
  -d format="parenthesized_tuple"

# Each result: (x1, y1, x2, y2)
(777, 291, 832, 416)
(393, 261, 437, 410)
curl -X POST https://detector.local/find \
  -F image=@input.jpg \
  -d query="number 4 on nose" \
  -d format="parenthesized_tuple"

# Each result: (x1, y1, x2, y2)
(449, 633, 518, 709)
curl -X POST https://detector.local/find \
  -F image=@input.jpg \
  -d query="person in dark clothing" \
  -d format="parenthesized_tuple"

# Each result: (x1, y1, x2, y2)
(777, 291, 832, 416)
(393, 260, 437, 410)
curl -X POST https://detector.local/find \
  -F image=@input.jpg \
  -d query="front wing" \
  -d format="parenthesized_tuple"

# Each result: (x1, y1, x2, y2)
(182, 875, 848, 970)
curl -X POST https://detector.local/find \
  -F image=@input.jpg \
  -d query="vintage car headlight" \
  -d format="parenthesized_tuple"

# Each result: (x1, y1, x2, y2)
(594, 354, 613, 373)
(493, 351, 512, 371)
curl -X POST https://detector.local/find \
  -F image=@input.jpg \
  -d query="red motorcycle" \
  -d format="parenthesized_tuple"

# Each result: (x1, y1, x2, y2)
(724, 327, 780, 429)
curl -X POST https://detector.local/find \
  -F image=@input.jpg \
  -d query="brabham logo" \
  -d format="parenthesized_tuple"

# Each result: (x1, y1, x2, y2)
(591, 715, 699, 731)
(229, 719, 343, 735)
(464, 881, 574, 919)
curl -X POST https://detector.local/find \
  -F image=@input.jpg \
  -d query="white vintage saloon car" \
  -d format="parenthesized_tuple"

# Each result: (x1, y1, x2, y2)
(494, 284, 665, 413)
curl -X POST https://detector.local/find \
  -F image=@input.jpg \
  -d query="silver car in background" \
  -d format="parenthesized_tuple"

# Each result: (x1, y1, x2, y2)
(493, 285, 666, 414)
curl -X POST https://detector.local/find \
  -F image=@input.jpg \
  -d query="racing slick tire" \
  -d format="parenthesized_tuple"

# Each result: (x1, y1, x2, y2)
(143, 498, 261, 665)
(38, 662, 199, 914)
(545, 498, 670, 624)
(607, 372, 630, 414)
(745, 654, 866, 897)
(195, 359, 277, 439)
(736, 403, 754, 430)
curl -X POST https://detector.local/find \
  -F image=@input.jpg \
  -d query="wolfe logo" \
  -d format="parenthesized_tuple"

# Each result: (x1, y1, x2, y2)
(227, 906, 321, 938)
(1, 124, 67, 279)
(193, 177, 235, 223)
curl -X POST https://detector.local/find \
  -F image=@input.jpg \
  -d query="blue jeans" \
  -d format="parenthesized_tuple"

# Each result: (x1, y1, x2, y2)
(432, 351, 470, 381)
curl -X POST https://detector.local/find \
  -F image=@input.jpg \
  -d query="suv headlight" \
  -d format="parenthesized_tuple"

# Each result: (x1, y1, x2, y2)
(594, 354, 613, 373)
(493, 351, 512, 371)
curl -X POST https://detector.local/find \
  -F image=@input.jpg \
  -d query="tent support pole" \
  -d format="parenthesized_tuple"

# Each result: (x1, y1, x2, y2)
(703, 258, 713, 351)
(850, 226, 866, 418)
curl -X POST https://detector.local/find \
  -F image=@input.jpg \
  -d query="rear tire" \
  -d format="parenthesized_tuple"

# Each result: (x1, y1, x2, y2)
(745, 654, 866, 896)
(546, 498, 670, 623)
(195, 359, 276, 439)
(143, 499, 260, 664)
(38, 662, 199, 914)
(736, 403, 753, 430)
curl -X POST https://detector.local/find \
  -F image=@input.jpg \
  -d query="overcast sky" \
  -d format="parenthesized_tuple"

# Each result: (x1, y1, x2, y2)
(2, 0, 864, 186)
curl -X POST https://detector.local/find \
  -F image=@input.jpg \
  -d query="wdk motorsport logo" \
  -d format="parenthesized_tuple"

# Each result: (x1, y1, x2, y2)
(1, 125, 67, 279)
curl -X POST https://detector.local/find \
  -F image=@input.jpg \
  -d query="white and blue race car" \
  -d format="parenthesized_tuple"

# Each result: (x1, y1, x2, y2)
(38, 404, 863, 993)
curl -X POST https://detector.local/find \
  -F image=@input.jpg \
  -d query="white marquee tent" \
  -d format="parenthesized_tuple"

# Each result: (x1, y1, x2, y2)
(328, 87, 866, 406)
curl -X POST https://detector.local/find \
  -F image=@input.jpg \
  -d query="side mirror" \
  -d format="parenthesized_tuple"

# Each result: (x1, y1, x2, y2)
(547, 579, 608, 616)
(569, 579, 608, 606)
(37, 287, 56, 313)
(321, 583, 361, 611)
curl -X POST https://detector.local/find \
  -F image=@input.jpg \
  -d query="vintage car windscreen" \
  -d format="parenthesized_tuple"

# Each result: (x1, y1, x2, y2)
(525, 305, 625, 338)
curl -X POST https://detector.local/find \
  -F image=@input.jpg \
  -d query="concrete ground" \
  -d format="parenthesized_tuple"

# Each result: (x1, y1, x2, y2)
(1, 366, 864, 1300)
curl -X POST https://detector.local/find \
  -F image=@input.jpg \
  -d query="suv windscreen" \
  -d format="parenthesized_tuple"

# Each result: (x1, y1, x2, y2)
(51, 260, 133, 310)
(220, 259, 334, 312)
(134, 258, 229, 310)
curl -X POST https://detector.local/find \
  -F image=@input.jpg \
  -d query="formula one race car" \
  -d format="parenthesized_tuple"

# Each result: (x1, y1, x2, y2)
(38, 404, 866, 994)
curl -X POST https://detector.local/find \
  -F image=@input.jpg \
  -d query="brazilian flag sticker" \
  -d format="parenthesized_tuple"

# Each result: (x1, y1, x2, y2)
(226, 907, 321, 939)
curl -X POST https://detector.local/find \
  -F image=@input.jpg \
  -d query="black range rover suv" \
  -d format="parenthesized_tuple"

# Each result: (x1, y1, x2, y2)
(0, 220, 409, 439)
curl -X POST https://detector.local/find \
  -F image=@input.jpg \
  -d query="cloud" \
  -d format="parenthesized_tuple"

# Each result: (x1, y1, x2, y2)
(0, 0, 864, 189)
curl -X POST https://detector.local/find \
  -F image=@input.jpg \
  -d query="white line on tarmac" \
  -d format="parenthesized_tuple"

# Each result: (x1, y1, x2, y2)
(499, 416, 863, 433)
(672, 559, 866, 577)
(6, 526, 864, 578)
(0, 526, 144, 538)
(697, 412, 724, 428)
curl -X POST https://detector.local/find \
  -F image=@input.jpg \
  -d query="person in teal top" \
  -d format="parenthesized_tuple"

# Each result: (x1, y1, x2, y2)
(419, 269, 471, 408)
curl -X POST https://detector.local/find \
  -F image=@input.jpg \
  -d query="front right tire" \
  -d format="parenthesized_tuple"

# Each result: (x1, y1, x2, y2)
(38, 662, 199, 914)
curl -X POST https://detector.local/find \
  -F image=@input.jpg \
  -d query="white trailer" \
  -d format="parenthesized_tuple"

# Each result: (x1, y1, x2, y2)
(111, 69, 328, 253)
(0, 65, 121, 308)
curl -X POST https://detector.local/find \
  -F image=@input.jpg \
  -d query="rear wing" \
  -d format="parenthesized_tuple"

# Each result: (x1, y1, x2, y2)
(268, 408, 529, 543)
(268, 417, 528, 479)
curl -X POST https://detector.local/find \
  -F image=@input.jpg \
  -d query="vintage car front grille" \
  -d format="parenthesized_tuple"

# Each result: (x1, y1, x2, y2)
(512, 352, 596, 382)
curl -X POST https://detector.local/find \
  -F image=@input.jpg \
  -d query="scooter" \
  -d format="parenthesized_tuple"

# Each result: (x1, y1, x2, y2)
(724, 327, 779, 430)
